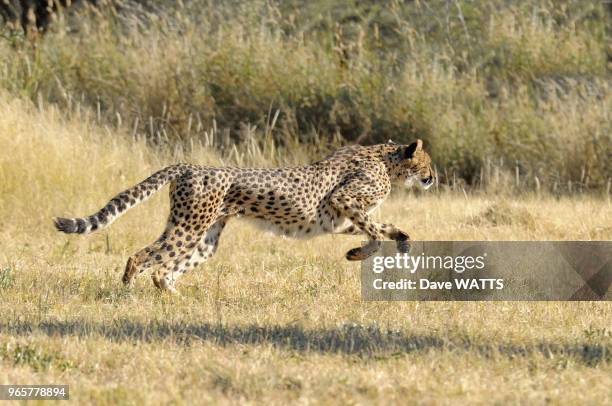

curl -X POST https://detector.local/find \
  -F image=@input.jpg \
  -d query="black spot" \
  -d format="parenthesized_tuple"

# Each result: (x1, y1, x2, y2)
(97, 211, 108, 223)
(88, 216, 99, 231)
(76, 218, 87, 233)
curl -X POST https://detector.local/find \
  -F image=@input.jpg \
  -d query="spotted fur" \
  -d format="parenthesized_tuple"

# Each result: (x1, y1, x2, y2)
(54, 140, 435, 293)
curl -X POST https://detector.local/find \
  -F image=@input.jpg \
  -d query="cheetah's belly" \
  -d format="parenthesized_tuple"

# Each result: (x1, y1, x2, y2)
(242, 207, 347, 240)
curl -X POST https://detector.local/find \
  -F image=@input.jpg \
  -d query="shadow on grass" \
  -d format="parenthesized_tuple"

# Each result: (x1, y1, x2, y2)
(2, 319, 609, 366)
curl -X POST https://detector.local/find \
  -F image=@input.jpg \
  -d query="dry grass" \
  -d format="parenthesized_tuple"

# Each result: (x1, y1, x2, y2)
(0, 86, 611, 404)
(0, 0, 610, 190)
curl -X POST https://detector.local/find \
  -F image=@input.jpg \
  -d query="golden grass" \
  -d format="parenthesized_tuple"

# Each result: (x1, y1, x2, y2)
(0, 94, 611, 404)
(1, 0, 610, 189)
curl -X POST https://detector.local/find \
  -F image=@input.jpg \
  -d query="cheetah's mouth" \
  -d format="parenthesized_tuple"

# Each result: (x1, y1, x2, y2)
(420, 178, 434, 190)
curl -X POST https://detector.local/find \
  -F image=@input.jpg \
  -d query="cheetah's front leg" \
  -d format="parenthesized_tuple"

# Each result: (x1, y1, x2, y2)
(337, 224, 411, 255)
(381, 224, 411, 254)
(329, 194, 389, 261)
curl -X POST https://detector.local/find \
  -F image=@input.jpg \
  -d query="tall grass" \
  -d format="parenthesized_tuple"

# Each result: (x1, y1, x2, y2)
(0, 0, 610, 190)
(0, 92, 326, 236)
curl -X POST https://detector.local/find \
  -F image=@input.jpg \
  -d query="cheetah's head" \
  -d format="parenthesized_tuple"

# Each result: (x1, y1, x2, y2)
(395, 139, 435, 190)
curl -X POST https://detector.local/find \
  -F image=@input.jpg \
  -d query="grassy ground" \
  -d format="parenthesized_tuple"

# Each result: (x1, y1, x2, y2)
(0, 87, 611, 404)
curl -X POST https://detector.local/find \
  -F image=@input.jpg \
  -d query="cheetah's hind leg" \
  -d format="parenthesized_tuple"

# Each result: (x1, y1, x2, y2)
(122, 256, 139, 286)
(121, 219, 201, 288)
(152, 218, 227, 294)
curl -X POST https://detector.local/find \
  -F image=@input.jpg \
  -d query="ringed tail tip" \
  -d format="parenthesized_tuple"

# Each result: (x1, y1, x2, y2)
(53, 217, 80, 234)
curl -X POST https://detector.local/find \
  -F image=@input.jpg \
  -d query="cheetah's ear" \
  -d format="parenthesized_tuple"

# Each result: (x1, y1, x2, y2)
(402, 139, 423, 159)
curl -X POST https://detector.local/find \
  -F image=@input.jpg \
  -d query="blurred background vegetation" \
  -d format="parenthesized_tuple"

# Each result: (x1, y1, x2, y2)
(0, 0, 610, 192)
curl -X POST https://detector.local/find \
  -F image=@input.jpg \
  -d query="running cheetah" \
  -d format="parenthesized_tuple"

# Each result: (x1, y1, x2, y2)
(54, 140, 435, 293)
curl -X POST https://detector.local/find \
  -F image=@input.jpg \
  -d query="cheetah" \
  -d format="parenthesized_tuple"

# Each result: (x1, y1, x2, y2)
(54, 140, 435, 293)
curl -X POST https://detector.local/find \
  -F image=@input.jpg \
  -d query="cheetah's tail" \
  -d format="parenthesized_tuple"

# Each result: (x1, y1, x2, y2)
(53, 164, 190, 235)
